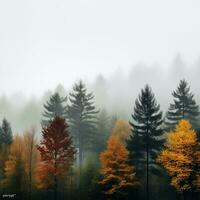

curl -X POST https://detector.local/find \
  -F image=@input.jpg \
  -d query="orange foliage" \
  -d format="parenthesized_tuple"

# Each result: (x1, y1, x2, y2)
(4, 135, 23, 176)
(34, 162, 54, 189)
(35, 117, 75, 189)
(3, 131, 39, 191)
(99, 136, 139, 198)
(111, 119, 131, 143)
(3, 135, 26, 189)
(157, 119, 200, 192)
(23, 129, 39, 193)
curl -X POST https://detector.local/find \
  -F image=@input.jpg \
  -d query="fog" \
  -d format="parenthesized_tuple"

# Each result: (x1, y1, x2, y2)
(0, 1, 200, 133)
(0, 55, 200, 133)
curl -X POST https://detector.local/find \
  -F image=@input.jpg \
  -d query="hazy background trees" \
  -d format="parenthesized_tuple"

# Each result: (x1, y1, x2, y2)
(0, 56, 200, 135)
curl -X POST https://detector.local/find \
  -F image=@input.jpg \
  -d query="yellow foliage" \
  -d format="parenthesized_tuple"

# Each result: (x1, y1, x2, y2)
(111, 119, 131, 143)
(3, 135, 26, 189)
(157, 119, 200, 192)
(23, 130, 39, 183)
(3, 132, 39, 190)
(4, 135, 23, 174)
(99, 136, 139, 197)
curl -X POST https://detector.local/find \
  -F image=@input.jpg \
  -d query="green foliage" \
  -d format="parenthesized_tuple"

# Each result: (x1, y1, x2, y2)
(127, 85, 164, 200)
(67, 81, 99, 158)
(79, 155, 100, 200)
(127, 85, 164, 175)
(165, 79, 200, 130)
(0, 118, 13, 145)
(95, 109, 112, 153)
(42, 93, 67, 127)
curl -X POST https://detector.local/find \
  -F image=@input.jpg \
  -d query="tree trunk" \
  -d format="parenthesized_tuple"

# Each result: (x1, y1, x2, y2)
(146, 143, 149, 200)
(54, 179, 57, 200)
(54, 174, 57, 200)
(28, 136, 34, 200)
(146, 124, 149, 200)
(182, 104, 185, 119)
(78, 134, 83, 200)
(54, 153, 58, 200)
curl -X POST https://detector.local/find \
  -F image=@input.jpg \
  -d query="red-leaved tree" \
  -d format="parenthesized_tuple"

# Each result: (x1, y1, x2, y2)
(36, 117, 75, 200)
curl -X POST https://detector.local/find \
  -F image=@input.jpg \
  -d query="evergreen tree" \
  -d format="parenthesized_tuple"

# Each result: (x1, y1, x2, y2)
(95, 109, 111, 153)
(165, 79, 199, 130)
(67, 81, 99, 166)
(79, 155, 99, 200)
(42, 93, 67, 127)
(0, 118, 13, 145)
(127, 85, 164, 200)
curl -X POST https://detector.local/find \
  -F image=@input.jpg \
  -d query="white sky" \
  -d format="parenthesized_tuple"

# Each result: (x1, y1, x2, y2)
(0, 0, 200, 96)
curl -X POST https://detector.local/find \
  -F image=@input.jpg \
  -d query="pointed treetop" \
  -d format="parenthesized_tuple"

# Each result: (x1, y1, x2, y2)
(0, 118, 13, 145)
(165, 79, 199, 129)
(175, 119, 192, 132)
(42, 92, 68, 127)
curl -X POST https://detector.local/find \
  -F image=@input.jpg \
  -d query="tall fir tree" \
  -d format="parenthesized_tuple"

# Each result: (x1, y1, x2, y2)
(67, 81, 99, 166)
(165, 79, 200, 130)
(127, 85, 164, 200)
(95, 109, 111, 154)
(42, 92, 67, 127)
(0, 118, 13, 145)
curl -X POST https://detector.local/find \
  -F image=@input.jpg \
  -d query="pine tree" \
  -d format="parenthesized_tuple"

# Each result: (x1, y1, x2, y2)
(79, 155, 99, 200)
(157, 120, 200, 198)
(165, 79, 200, 130)
(42, 93, 67, 127)
(127, 85, 164, 200)
(100, 136, 139, 200)
(0, 118, 13, 145)
(67, 81, 99, 166)
(95, 109, 111, 153)
(36, 117, 75, 200)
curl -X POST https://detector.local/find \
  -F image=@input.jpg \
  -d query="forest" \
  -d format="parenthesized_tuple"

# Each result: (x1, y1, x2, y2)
(0, 78, 199, 200)
(1, 0, 200, 199)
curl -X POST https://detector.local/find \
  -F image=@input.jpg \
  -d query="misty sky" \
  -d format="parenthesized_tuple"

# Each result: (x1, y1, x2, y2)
(0, 0, 200, 96)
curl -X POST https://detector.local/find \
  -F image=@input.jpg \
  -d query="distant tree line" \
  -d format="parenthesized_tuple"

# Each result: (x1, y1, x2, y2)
(0, 79, 199, 200)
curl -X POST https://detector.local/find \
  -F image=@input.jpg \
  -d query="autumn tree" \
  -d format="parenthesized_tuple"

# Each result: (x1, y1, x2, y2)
(111, 119, 131, 143)
(165, 79, 200, 130)
(100, 136, 139, 200)
(2, 135, 26, 194)
(127, 85, 164, 200)
(0, 144, 8, 182)
(158, 120, 200, 199)
(36, 117, 75, 200)
(23, 128, 38, 200)
(42, 93, 68, 127)
(0, 119, 13, 188)
(67, 81, 99, 166)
